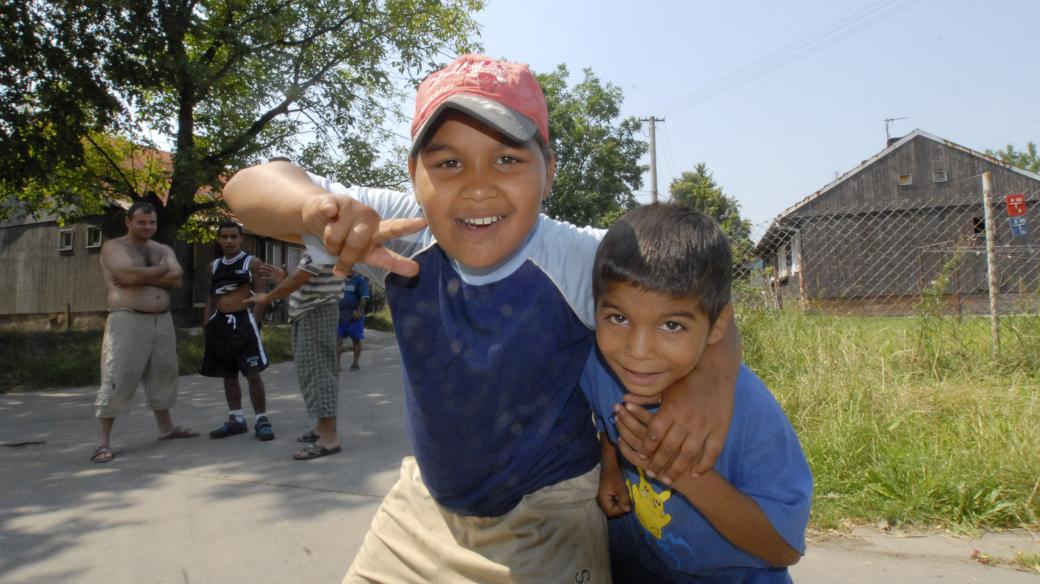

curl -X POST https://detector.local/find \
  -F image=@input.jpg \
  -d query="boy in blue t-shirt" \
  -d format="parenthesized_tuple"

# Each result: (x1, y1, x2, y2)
(337, 269, 369, 371)
(581, 204, 812, 583)
(224, 55, 743, 582)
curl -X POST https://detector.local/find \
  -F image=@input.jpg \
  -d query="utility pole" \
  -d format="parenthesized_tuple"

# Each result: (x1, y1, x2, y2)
(982, 171, 1000, 357)
(640, 116, 665, 203)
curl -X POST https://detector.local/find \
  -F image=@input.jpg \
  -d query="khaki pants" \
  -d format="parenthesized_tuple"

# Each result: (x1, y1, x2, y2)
(344, 457, 610, 584)
(95, 310, 179, 418)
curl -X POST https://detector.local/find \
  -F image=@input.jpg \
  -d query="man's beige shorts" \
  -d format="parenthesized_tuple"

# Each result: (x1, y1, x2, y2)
(343, 457, 610, 584)
(95, 310, 179, 418)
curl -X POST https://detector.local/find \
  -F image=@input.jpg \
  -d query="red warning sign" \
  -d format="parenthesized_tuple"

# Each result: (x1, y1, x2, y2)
(1006, 193, 1027, 217)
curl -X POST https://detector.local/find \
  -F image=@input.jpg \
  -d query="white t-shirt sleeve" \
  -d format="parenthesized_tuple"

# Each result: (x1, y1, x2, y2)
(300, 173, 430, 281)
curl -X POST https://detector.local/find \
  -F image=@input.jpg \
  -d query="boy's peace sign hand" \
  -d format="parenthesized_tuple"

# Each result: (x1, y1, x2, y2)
(302, 194, 427, 277)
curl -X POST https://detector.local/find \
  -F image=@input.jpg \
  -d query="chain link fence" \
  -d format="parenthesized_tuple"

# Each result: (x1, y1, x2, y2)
(735, 183, 1040, 320)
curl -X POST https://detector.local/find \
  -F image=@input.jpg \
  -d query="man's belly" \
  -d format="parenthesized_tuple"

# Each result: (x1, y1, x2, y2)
(215, 287, 252, 313)
(107, 286, 170, 313)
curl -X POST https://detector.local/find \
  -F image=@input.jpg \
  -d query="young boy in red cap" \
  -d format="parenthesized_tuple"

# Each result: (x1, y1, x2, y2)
(224, 54, 741, 582)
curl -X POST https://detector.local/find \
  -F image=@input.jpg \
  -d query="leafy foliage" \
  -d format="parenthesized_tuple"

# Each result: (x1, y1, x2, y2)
(1, 0, 483, 244)
(668, 163, 754, 266)
(987, 142, 1040, 173)
(537, 65, 646, 228)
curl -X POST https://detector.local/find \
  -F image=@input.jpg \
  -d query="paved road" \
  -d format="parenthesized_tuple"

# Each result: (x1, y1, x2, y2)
(1, 329, 1036, 583)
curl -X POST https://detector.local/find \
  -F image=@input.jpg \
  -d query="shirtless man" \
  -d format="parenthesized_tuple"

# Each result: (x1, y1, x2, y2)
(201, 221, 274, 441)
(92, 202, 199, 463)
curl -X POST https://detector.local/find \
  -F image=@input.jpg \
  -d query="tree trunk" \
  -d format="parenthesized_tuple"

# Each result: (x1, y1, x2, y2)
(159, 175, 201, 327)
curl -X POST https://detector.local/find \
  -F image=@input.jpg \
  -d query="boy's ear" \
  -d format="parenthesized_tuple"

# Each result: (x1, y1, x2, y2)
(542, 153, 556, 201)
(706, 303, 733, 345)
(407, 155, 417, 182)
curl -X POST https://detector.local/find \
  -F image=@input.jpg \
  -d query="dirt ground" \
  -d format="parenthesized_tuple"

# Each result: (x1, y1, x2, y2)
(791, 525, 1040, 583)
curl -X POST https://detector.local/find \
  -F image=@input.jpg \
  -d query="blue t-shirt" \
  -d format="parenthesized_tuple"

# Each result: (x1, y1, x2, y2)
(339, 273, 370, 322)
(581, 351, 813, 583)
(303, 179, 605, 517)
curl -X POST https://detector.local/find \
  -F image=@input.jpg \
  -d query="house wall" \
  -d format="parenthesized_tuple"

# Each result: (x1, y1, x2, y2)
(0, 218, 304, 329)
(776, 135, 1040, 306)
(0, 219, 110, 328)
(792, 135, 1040, 217)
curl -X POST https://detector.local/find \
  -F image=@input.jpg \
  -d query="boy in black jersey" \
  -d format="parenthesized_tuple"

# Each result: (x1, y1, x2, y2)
(201, 222, 274, 441)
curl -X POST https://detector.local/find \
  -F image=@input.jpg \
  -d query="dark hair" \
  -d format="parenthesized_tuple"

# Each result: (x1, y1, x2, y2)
(593, 204, 732, 325)
(126, 201, 157, 219)
(411, 109, 552, 163)
(217, 221, 243, 236)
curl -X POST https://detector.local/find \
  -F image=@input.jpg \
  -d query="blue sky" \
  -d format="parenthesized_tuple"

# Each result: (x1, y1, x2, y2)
(466, 0, 1040, 230)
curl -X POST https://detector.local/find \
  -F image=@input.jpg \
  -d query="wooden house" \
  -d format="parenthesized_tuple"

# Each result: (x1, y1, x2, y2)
(754, 129, 1040, 315)
(0, 208, 303, 330)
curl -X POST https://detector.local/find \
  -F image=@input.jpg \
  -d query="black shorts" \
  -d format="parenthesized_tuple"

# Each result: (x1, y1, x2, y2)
(200, 309, 268, 378)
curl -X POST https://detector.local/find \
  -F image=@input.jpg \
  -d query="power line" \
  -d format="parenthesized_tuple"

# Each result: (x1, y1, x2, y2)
(655, 0, 925, 116)
(993, 115, 1040, 145)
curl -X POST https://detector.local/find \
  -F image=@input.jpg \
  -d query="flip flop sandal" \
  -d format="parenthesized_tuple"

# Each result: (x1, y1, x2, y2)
(91, 445, 115, 463)
(296, 430, 320, 443)
(293, 444, 342, 460)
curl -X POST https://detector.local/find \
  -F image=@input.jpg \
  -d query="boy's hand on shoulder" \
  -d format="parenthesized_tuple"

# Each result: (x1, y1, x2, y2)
(614, 396, 729, 485)
(302, 194, 427, 277)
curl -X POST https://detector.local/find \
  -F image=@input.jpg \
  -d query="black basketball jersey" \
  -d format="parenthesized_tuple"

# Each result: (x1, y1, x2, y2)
(210, 251, 254, 295)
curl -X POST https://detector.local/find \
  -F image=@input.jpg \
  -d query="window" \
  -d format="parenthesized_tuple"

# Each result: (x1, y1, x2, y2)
(897, 173, 913, 186)
(86, 226, 103, 248)
(972, 217, 986, 240)
(790, 233, 802, 274)
(286, 245, 303, 274)
(58, 228, 74, 253)
(777, 244, 789, 279)
(265, 239, 284, 268)
(932, 169, 948, 183)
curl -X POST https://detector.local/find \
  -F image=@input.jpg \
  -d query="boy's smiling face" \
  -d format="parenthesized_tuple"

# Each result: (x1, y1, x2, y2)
(595, 282, 729, 403)
(409, 111, 553, 270)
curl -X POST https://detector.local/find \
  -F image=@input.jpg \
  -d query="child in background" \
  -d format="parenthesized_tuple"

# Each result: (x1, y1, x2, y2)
(201, 221, 274, 441)
(582, 204, 812, 583)
(224, 55, 742, 582)
(337, 268, 369, 371)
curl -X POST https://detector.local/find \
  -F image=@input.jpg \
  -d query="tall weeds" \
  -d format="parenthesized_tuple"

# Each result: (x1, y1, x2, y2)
(740, 305, 1040, 530)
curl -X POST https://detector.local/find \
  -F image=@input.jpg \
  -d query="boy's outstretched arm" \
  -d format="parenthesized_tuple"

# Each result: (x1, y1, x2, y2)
(223, 161, 426, 276)
(615, 308, 740, 483)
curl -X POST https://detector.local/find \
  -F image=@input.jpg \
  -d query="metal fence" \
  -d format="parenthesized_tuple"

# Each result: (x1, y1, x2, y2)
(736, 175, 1040, 326)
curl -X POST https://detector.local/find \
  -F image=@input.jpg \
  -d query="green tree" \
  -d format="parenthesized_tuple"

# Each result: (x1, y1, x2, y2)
(1, 0, 483, 245)
(669, 163, 754, 268)
(537, 65, 646, 228)
(987, 142, 1040, 173)
(2, 0, 481, 320)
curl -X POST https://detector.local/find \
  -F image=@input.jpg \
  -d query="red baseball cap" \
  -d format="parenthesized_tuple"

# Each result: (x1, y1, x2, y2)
(410, 54, 549, 157)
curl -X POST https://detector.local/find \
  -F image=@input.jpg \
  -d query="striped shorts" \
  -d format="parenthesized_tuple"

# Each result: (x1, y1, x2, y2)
(291, 302, 339, 418)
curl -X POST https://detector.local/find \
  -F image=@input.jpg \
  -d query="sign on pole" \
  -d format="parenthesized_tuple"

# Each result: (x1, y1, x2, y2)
(1008, 216, 1028, 237)
(1006, 193, 1027, 216)
(1006, 193, 1028, 238)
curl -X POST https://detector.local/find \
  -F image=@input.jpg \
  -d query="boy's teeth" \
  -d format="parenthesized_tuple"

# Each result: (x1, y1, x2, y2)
(463, 216, 501, 226)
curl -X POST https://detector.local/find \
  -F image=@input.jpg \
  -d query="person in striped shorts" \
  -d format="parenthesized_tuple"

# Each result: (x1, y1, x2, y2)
(250, 252, 344, 460)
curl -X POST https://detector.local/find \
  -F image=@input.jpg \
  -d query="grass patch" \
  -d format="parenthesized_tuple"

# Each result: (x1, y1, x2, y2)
(1012, 551, 1040, 573)
(0, 325, 294, 392)
(740, 308, 1040, 531)
(365, 306, 394, 332)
